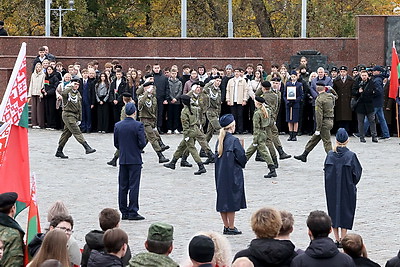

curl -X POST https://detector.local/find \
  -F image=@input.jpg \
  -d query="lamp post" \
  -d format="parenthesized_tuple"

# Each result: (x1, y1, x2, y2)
(181, 0, 187, 37)
(45, 0, 75, 37)
(301, 0, 307, 38)
(228, 0, 233, 38)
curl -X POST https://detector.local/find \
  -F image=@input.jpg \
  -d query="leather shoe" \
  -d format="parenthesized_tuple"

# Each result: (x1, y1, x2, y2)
(121, 214, 129, 220)
(224, 227, 242, 235)
(128, 214, 145, 221)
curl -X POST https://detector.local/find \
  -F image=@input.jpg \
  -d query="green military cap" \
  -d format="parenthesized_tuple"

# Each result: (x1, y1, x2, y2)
(0, 192, 18, 208)
(147, 222, 174, 242)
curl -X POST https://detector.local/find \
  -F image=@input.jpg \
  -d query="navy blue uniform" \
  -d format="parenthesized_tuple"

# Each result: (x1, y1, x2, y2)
(114, 117, 146, 217)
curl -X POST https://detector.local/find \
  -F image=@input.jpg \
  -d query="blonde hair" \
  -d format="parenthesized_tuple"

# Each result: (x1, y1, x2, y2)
(251, 207, 282, 238)
(197, 231, 232, 267)
(333, 139, 349, 152)
(217, 121, 235, 158)
(47, 201, 69, 222)
(255, 101, 269, 119)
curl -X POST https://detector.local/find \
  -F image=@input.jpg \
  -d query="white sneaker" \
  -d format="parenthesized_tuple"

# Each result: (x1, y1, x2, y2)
(174, 130, 180, 134)
(32, 126, 40, 129)
(167, 130, 172, 134)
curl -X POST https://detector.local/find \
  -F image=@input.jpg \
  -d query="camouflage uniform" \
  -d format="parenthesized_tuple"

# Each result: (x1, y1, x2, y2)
(58, 84, 86, 148)
(245, 106, 274, 166)
(0, 213, 24, 267)
(203, 80, 222, 142)
(138, 91, 162, 152)
(304, 91, 335, 153)
(187, 90, 207, 128)
(129, 252, 178, 267)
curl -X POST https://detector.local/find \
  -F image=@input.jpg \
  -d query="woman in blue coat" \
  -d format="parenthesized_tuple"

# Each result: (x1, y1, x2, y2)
(215, 114, 247, 236)
(284, 70, 303, 141)
(324, 128, 362, 247)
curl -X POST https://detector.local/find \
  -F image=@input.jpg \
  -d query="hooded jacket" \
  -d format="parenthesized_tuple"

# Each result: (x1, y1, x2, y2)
(81, 230, 131, 267)
(290, 237, 355, 267)
(234, 238, 297, 267)
(87, 249, 123, 267)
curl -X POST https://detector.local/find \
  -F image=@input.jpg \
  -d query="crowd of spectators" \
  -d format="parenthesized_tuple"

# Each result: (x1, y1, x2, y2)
(28, 46, 399, 143)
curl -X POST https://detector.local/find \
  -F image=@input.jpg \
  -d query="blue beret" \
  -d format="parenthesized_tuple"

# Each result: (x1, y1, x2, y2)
(290, 70, 297, 75)
(219, 114, 235, 127)
(125, 102, 136, 115)
(336, 128, 349, 143)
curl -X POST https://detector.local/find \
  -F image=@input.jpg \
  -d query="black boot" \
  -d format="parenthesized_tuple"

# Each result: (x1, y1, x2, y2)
(82, 142, 96, 154)
(372, 135, 378, 143)
(164, 157, 178, 169)
(180, 155, 193, 167)
(294, 150, 309, 162)
(203, 151, 215, 165)
(287, 131, 293, 141)
(264, 164, 277, 178)
(255, 151, 265, 162)
(272, 157, 279, 168)
(55, 146, 68, 159)
(199, 148, 208, 158)
(157, 151, 169, 163)
(107, 156, 118, 166)
(277, 146, 291, 160)
(159, 140, 170, 151)
(292, 132, 298, 141)
(194, 162, 207, 175)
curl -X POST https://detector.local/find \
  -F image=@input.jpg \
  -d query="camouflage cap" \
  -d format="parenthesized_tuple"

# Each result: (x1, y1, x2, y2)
(147, 222, 174, 242)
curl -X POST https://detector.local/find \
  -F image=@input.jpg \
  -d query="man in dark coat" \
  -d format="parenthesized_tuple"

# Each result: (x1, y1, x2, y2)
(114, 103, 146, 220)
(324, 128, 362, 245)
(352, 70, 377, 143)
(152, 63, 170, 133)
(290, 210, 355, 267)
(110, 70, 129, 126)
(333, 66, 355, 133)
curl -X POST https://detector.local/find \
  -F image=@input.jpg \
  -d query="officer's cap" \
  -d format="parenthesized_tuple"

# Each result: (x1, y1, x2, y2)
(261, 81, 271, 88)
(142, 82, 154, 87)
(339, 66, 348, 71)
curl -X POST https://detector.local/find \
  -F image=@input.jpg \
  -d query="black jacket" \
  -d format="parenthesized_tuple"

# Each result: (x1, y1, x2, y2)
(290, 237, 355, 267)
(386, 250, 400, 267)
(352, 78, 374, 115)
(81, 230, 131, 267)
(153, 71, 170, 101)
(352, 256, 380, 267)
(28, 233, 45, 257)
(109, 78, 128, 105)
(44, 72, 59, 96)
(234, 238, 297, 267)
(87, 250, 123, 267)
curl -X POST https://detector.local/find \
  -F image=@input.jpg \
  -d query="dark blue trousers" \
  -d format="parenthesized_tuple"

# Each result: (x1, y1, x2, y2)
(81, 101, 92, 132)
(118, 164, 142, 216)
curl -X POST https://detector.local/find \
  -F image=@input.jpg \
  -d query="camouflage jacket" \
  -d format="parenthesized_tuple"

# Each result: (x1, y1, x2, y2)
(0, 213, 24, 267)
(129, 252, 179, 267)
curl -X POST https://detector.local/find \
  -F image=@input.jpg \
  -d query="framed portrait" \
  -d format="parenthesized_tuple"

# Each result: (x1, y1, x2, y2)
(287, 86, 296, 100)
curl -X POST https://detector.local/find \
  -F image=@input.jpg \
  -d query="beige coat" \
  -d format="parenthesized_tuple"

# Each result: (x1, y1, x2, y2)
(226, 77, 249, 104)
(28, 71, 45, 97)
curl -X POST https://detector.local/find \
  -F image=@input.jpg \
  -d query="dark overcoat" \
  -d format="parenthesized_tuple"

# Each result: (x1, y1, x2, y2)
(324, 147, 362, 229)
(352, 78, 374, 115)
(214, 132, 247, 212)
(333, 75, 354, 121)
(283, 81, 303, 122)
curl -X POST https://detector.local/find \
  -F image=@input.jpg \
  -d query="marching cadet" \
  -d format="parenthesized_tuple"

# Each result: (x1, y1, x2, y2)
(138, 82, 169, 163)
(245, 96, 277, 178)
(163, 95, 208, 175)
(254, 80, 291, 167)
(294, 82, 336, 162)
(55, 78, 96, 158)
(203, 76, 222, 143)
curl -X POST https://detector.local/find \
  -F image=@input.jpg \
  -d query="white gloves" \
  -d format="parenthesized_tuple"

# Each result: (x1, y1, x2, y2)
(314, 131, 320, 136)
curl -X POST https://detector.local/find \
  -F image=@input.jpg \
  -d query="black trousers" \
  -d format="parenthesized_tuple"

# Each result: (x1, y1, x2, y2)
(168, 104, 181, 131)
(97, 102, 110, 132)
(118, 164, 142, 216)
(44, 95, 56, 128)
(230, 103, 244, 133)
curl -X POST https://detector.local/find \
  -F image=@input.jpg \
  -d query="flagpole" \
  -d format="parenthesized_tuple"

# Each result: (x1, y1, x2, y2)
(397, 100, 399, 138)
(0, 42, 27, 120)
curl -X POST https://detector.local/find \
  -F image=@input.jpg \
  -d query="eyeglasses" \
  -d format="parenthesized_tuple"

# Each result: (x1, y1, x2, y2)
(56, 226, 73, 234)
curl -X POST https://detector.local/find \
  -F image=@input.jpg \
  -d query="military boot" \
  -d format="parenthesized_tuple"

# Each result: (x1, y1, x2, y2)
(55, 146, 68, 159)
(194, 163, 207, 175)
(164, 157, 178, 169)
(277, 146, 291, 160)
(203, 151, 215, 165)
(272, 157, 279, 168)
(372, 135, 378, 143)
(159, 140, 170, 151)
(157, 151, 169, 163)
(264, 164, 277, 178)
(107, 156, 118, 167)
(82, 142, 96, 154)
(294, 150, 309, 162)
(199, 148, 208, 158)
(180, 155, 193, 167)
(255, 151, 265, 162)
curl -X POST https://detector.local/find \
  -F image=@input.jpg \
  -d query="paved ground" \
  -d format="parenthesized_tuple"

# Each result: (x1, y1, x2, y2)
(19, 129, 400, 265)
